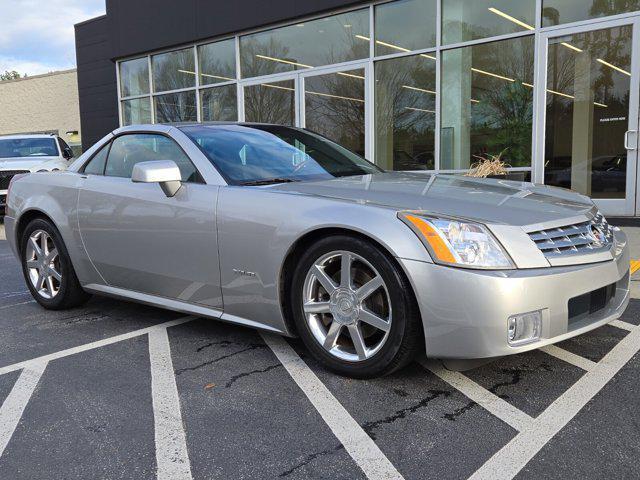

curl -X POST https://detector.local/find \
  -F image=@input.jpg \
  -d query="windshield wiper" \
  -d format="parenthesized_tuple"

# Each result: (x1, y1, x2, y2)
(240, 178, 300, 186)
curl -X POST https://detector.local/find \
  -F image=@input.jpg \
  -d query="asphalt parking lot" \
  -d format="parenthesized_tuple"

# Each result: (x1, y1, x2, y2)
(0, 222, 640, 479)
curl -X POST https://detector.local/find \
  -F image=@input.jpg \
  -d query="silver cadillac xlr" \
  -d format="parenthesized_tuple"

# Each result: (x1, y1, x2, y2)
(3, 123, 630, 377)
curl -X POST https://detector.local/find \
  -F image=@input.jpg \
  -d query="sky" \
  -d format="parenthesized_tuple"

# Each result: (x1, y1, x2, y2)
(0, 0, 106, 76)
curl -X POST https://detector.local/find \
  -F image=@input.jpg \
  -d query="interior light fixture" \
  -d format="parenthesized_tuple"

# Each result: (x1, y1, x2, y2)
(402, 85, 436, 94)
(597, 58, 631, 76)
(255, 54, 312, 69)
(306, 91, 364, 103)
(405, 107, 435, 113)
(560, 42, 583, 52)
(470, 99, 480, 104)
(593, 101, 608, 108)
(179, 69, 235, 82)
(338, 71, 365, 80)
(547, 88, 574, 100)
(355, 35, 435, 60)
(471, 67, 515, 82)
(260, 83, 295, 91)
(487, 7, 534, 30)
(522, 82, 534, 88)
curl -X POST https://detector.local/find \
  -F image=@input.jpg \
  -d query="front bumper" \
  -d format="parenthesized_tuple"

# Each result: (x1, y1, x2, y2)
(400, 237, 630, 359)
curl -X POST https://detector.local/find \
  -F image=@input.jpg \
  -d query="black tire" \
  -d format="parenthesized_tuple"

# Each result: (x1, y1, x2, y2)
(20, 218, 92, 310)
(290, 235, 423, 378)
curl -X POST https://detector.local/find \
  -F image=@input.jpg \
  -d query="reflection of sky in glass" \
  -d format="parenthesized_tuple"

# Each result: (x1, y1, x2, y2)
(543, 0, 640, 26)
(240, 9, 369, 78)
(442, 0, 535, 44)
(375, 0, 437, 54)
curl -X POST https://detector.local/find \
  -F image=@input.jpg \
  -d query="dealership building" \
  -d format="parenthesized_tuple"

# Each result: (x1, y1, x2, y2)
(76, 0, 640, 215)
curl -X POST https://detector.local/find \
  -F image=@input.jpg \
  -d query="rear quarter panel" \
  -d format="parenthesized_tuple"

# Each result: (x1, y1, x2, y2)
(217, 186, 433, 334)
(8, 172, 100, 285)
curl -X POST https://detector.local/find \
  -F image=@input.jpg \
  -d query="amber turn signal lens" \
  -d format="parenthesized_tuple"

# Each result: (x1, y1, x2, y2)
(403, 214, 457, 264)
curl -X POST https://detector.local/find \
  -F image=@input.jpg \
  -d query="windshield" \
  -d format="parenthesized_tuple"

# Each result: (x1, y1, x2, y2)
(0, 138, 58, 159)
(181, 124, 382, 185)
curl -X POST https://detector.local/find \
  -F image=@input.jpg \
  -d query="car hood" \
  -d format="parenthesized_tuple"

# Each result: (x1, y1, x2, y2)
(0, 157, 63, 171)
(270, 172, 595, 227)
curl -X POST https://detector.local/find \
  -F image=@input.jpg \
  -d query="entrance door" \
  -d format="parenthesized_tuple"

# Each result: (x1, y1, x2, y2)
(240, 64, 369, 158)
(301, 66, 368, 158)
(536, 18, 640, 216)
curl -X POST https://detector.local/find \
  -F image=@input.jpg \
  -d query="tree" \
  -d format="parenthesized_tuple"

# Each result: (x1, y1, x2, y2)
(0, 70, 24, 81)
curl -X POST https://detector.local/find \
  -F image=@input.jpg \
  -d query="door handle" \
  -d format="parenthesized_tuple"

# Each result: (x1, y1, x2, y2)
(624, 130, 638, 150)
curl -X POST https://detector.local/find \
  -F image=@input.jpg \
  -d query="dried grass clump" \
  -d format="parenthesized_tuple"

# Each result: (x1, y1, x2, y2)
(466, 150, 511, 177)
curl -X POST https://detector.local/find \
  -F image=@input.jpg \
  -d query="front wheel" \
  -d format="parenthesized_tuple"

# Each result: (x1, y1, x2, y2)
(291, 235, 422, 378)
(21, 218, 91, 310)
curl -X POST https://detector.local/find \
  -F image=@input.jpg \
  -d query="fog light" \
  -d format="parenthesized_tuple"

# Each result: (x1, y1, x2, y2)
(507, 310, 542, 346)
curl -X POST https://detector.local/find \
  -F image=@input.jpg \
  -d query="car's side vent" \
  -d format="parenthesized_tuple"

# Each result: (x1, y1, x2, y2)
(528, 213, 614, 258)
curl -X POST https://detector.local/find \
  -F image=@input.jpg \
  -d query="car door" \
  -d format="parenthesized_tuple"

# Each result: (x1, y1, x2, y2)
(77, 132, 222, 309)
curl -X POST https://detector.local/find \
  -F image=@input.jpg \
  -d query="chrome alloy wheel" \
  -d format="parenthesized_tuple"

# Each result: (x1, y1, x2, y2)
(25, 230, 62, 299)
(302, 251, 392, 362)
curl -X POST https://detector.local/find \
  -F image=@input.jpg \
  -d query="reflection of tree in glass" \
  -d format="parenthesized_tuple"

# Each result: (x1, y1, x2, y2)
(156, 93, 197, 123)
(470, 39, 534, 167)
(245, 82, 295, 125)
(153, 51, 194, 93)
(375, 56, 436, 170)
(305, 72, 365, 156)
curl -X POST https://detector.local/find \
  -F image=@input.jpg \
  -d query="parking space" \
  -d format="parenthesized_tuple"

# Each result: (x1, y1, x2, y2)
(0, 222, 639, 479)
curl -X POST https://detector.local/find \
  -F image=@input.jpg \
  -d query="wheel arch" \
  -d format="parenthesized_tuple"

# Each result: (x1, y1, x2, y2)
(15, 209, 60, 253)
(278, 227, 424, 340)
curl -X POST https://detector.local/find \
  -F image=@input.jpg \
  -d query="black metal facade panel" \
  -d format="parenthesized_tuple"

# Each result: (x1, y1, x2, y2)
(108, 0, 369, 60)
(75, 0, 370, 150)
(75, 16, 118, 150)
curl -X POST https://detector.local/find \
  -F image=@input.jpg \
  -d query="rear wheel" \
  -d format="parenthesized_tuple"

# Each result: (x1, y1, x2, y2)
(21, 218, 91, 310)
(291, 235, 422, 378)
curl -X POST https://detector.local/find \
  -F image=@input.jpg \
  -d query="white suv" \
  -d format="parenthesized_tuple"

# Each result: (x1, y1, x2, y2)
(0, 134, 73, 215)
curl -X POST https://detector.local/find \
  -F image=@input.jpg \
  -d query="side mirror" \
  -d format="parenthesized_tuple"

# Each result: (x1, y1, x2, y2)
(63, 148, 74, 160)
(131, 160, 182, 197)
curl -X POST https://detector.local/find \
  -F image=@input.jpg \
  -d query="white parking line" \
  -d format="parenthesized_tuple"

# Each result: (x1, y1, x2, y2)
(469, 323, 640, 480)
(539, 345, 597, 371)
(420, 360, 534, 432)
(149, 328, 192, 480)
(0, 361, 47, 457)
(609, 319, 636, 332)
(261, 333, 404, 480)
(0, 316, 196, 376)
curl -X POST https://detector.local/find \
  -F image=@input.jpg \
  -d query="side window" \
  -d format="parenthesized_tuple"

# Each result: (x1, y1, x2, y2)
(105, 134, 202, 182)
(83, 142, 110, 175)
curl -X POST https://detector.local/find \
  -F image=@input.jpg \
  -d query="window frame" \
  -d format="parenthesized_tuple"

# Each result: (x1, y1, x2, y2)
(83, 132, 205, 184)
(116, 0, 640, 177)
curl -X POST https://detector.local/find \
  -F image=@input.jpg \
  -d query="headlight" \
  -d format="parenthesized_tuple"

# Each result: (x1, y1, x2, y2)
(399, 212, 514, 269)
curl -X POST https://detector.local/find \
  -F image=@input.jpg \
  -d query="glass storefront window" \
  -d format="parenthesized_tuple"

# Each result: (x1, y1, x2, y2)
(122, 98, 151, 125)
(154, 91, 197, 123)
(305, 69, 366, 157)
(375, 55, 436, 170)
(240, 9, 369, 78)
(440, 36, 534, 170)
(543, 0, 640, 26)
(375, 0, 437, 56)
(120, 57, 149, 97)
(152, 48, 196, 93)
(201, 84, 238, 121)
(544, 26, 632, 199)
(244, 80, 296, 125)
(198, 39, 236, 85)
(442, 0, 536, 45)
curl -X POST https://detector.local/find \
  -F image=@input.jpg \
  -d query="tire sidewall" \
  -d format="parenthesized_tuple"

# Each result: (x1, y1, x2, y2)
(291, 235, 415, 377)
(20, 218, 75, 309)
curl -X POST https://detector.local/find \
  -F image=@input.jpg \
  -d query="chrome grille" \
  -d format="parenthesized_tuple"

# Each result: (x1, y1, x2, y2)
(528, 213, 614, 258)
(0, 170, 29, 190)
